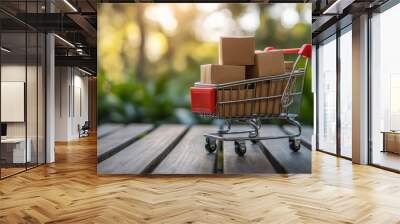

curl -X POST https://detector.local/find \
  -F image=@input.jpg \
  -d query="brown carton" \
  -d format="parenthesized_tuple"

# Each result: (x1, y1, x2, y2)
(254, 50, 285, 77)
(219, 37, 255, 66)
(217, 89, 254, 117)
(200, 64, 245, 84)
(285, 61, 295, 73)
(254, 79, 288, 115)
(245, 65, 256, 80)
(385, 132, 400, 154)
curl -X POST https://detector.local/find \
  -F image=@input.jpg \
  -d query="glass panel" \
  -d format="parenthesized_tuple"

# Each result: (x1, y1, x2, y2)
(38, 32, 45, 165)
(339, 28, 352, 158)
(27, 30, 38, 169)
(371, 4, 400, 171)
(1, 30, 27, 177)
(0, 1, 46, 178)
(317, 36, 337, 154)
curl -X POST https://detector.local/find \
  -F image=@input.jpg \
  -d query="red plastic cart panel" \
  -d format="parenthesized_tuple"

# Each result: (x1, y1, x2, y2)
(190, 87, 216, 113)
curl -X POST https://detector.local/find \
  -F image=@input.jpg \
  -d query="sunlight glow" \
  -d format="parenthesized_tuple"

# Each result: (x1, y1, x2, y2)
(238, 4, 260, 33)
(195, 9, 239, 42)
(145, 32, 168, 62)
(281, 7, 300, 29)
(145, 5, 177, 35)
(196, 3, 220, 13)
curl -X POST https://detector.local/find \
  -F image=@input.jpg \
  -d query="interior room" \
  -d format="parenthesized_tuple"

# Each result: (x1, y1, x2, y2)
(0, 0, 400, 223)
(313, 0, 400, 172)
(0, 6, 46, 178)
(0, 0, 97, 179)
(370, 3, 400, 171)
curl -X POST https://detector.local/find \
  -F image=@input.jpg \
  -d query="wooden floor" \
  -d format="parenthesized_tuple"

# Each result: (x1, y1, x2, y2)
(97, 124, 311, 174)
(373, 151, 400, 171)
(1, 134, 400, 223)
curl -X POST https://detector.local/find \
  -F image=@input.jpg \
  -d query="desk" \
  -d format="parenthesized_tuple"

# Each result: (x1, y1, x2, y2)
(1, 138, 31, 163)
(382, 131, 400, 154)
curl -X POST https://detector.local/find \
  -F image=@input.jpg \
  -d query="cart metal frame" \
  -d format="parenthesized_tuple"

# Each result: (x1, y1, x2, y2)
(193, 46, 311, 156)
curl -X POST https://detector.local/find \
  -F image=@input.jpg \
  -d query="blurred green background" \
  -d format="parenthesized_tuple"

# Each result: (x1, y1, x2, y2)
(98, 3, 312, 125)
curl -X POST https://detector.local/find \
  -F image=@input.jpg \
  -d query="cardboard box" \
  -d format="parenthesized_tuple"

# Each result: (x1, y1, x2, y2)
(285, 61, 295, 73)
(245, 65, 256, 79)
(200, 64, 245, 84)
(219, 37, 255, 66)
(384, 132, 400, 154)
(254, 79, 288, 115)
(217, 89, 254, 117)
(254, 50, 285, 77)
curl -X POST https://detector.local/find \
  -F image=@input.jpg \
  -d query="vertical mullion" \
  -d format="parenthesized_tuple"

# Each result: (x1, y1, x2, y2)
(73, 68, 75, 118)
(68, 69, 71, 117)
(0, 20, 2, 179)
(25, 0, 28, 171)
(44, 0, 47, 164)
(36, 0, 39, 167)
(336, 29, 341, 157)
(315, 44, 319, 150)
(367, 11, 373, 165)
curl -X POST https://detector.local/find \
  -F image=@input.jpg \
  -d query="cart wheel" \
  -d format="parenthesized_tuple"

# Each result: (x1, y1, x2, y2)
(289, 138, 301, 152)
(234, 141, 246, 156)
(205, 137, 217, 153)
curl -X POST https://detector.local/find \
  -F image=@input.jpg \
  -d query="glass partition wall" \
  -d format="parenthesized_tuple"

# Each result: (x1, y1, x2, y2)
(339, 26, 352, 159)
(0, 2, 46, 179)
(370, 3, 400, 171)
(316, 25, 352, 159)
(317, 35, 337, 155)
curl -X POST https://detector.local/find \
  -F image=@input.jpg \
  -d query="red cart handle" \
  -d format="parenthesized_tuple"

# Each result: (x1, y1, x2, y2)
(264, 44, 311, 58)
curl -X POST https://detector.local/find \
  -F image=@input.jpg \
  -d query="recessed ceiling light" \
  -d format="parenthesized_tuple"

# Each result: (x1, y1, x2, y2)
(1, 47, 11, 53)
(78, 67, 93, 76)
(54, 34, 75, 48)
(63, 0, 78, 12)
(323, 0, 354, 15)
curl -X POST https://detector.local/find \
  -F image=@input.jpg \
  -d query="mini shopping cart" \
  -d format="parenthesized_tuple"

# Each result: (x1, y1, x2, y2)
(190, 44, 312, 156)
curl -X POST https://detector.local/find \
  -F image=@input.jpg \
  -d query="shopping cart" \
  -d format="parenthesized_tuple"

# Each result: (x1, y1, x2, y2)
(191, 44, 312, 156)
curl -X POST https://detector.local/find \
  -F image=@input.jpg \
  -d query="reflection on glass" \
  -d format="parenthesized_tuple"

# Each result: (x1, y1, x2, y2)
(0, 1, 46, 179)
(27, 31, 38, 169)
(340, 29, 352, 158)
(318, 36, 337, 154)
(38, 33, 46, 165)
(371, 4, 400, 171)
(1, 32, 27, 177)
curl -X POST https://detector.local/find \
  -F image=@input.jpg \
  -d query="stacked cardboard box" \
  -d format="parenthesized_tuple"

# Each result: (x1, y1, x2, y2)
(199, 36, 287, 117)
(284, 61, 295, 73)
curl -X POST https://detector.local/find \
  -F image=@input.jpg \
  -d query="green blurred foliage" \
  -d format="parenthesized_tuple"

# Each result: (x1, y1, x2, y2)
(98, 3, 312, 125)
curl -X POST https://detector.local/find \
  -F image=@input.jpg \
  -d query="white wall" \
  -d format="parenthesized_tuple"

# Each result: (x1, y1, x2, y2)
(1, 65, 38, 138)
(55, 67, 69, 141)
(1, 64, 46, 164)
(54, 67, 89, 141)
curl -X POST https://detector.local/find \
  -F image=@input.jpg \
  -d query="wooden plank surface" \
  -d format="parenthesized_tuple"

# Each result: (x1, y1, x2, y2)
(259, 125, 311, 173)
(98, 124, 188, 174)
(152, 126, 216, 174)
(97, 124, 153, 162)
(224, 139, 276, 174)
(97, 124, 124, 139)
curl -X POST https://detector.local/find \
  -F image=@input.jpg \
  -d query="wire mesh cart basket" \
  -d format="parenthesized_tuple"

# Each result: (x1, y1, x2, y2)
(190, 44, 312, 156)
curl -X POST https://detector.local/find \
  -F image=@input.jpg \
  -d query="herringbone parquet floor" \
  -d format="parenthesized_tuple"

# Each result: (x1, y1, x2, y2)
(1, 134, 400, 223)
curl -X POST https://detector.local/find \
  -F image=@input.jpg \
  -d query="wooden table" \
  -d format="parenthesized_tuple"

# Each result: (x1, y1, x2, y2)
(97, 124, 312, 175)
(382, 131, 400, 154)
(1, 138, 32, 165)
